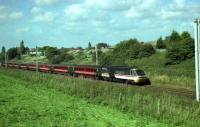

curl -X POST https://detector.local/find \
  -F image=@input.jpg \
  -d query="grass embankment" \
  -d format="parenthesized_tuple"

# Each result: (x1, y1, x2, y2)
(10, 55, 48, 64)
(0, 69, 167, 127)
(0, 68, 200, 127)
(65, 50, 94, 65)
(127, 52, 195, 89)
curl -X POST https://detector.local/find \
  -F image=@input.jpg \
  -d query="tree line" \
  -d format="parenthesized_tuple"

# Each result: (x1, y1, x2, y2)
(0, 30, 194, 66)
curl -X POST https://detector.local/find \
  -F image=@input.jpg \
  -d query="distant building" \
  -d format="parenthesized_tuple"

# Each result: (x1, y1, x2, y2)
(29, 48, 42, 55)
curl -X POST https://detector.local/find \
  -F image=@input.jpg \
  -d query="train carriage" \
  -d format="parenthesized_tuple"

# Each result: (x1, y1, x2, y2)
(73, 65, 101, 79)
(39, 64, 50, 73)
(52, 65, 69, 74)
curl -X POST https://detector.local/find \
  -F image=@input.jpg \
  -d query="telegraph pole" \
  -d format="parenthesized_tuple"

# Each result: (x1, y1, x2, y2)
(4, 48, 7, 68)
(36, 46, 38, 73)
(96, 45, 98, 65)
(194, 18, 200, 101)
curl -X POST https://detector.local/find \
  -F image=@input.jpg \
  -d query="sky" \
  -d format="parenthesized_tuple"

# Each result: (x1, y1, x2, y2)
(0, 0, 200, 49)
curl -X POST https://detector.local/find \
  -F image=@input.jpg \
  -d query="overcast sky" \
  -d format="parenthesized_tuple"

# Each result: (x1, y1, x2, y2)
(0, 0, 200, 49)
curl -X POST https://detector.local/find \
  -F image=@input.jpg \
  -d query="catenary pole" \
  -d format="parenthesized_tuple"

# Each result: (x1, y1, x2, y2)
(4, 48, 7, 68)
(96, 45, 98, 65)
(194, 18, 200, 101)
(36, 46, 38, 73)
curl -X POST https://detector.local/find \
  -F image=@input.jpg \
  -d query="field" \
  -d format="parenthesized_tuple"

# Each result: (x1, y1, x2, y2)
(0, 68, 200, 127)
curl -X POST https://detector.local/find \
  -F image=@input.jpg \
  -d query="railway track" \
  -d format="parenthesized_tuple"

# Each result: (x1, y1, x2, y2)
(1, 66, 196, 98)
(145, 85, 195, 98)
(86, 78, 196, 98)
(67, 75, 196, 98)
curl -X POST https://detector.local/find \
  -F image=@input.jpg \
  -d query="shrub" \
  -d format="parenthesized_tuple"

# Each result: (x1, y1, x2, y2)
(156, 37, 166, 49)
(101, 39, 156, 65)
(165, 31, 194, 65)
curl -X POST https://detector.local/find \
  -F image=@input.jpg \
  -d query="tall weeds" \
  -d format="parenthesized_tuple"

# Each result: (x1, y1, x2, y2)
(1, 68, 200, 127)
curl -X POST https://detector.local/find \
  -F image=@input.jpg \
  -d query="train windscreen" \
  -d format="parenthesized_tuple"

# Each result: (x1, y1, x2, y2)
(135, 70, 145, 76)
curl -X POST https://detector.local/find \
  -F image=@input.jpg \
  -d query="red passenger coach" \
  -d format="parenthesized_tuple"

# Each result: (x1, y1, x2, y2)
(20, 64, 27, 69)
(28, 64, 36, 70)
(7, 63, 14, 67)
(53, 65, 68, 74)
(13, 63, 20, 68)
(39, 64, 50, 72)
(74, 66, 97, 78)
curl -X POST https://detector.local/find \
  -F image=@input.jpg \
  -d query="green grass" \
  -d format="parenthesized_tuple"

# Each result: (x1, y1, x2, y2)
(1, 68, 200, 127)
(10, 55, 48, 63)
(0, 68, 168, 127)
(64, 50, 94, 65)
(126, 52, 195, 89)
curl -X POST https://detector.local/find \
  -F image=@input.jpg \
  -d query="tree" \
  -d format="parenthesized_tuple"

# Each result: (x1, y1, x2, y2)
(165, 31, 194, 65)
(103, 38, 156, 65)
(88, 42, 92, 49)
(170, 30, 181, 42)
(0, 46, 6, 62)
(7, 47, 18, 60)
(97, 43, 109, 49)
(45, 47, 60, 59)
(2, 46, 5, 54)
(20, 40, 25, 55)
(156, 36, 166, 49)
(25, 47, 30, 54)
(138, 44, 155, 58)
(77, 46, 83, 50)
(181, 31, 191, 39)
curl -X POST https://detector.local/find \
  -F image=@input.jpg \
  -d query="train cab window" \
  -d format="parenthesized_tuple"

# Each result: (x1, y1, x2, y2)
(135, 70, 145, 76)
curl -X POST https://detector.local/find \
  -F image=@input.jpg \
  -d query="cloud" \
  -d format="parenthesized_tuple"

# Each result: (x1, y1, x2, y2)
(125, 7, 141, 18)
(85, 0, 130, 11)
(0, 5, 23, 21)
(31, 7, 56, 22)
(159, 0, 200, 20)
(16, 27, 30, 34)
(64, 4, 88, 21)
(35, 0, 60, 6)
(124, 0, 158, 19)
(62, 0, 199, 41)
(9, 12, 23, 19)
(172, 0, 186, 7)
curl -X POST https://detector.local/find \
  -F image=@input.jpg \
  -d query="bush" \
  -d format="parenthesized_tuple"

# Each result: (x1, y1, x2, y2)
(7, 47, 19, 60)
(101, 39, 156, 65)
(97, 43, 109, 49)
(165, 31, 194, 65)
(156, 37, 166, 49)
(138, 44, 155, 58)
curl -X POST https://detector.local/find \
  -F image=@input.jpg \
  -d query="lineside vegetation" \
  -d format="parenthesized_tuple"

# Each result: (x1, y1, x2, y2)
(0, 68, 200, 127)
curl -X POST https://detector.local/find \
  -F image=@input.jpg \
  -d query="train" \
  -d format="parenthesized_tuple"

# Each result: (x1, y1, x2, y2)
(1, 63, 151, 85)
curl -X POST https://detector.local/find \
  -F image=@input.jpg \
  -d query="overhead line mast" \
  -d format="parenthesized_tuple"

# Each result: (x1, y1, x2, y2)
(96, 45, 98, 65)
(194, 18, 200, 102)
(36, 46, 39, 73)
